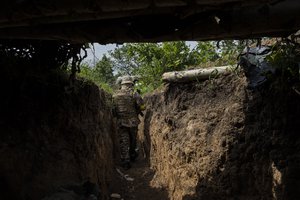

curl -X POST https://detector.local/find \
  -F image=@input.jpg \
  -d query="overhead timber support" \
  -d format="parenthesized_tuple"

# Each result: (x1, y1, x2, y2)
(0, 0, 299, 43)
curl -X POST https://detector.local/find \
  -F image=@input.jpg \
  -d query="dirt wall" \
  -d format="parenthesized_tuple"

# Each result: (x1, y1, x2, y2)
(142, 73, 300, 200)
(0, 69, 116, 200)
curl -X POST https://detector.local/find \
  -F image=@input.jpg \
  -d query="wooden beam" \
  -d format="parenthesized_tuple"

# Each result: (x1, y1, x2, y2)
(162, 66, 234, 83)
(0, 0, 297, 42)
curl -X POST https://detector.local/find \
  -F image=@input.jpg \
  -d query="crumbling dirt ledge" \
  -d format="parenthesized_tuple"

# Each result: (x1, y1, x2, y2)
(141, 73, 300, 200)
(0, 69, 116, 200)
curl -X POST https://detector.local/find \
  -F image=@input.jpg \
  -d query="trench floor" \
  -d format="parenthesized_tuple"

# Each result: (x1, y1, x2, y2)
(110, 157, 168, 200)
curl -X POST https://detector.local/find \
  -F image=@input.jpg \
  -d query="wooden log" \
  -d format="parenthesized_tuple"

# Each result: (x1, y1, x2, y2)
(0, 1, 299, 42)
(162, 65, 235, 83)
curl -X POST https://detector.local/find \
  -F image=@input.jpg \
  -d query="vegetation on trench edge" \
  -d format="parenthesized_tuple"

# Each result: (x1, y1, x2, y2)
(78, 40, 245, 94)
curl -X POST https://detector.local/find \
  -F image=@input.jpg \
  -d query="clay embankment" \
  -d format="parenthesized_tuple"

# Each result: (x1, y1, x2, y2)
(1, 65, 299, 200)
(141, 73, 300, 200)
(0, 68, 116, 200)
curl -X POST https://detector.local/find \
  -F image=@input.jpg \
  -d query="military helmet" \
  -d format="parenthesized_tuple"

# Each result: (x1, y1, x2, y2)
(116, 75, 138, 85)
(121, 79, 134, 85)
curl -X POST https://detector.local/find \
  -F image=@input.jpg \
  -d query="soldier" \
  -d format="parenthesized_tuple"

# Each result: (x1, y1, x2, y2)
(113, 76, 145, 169)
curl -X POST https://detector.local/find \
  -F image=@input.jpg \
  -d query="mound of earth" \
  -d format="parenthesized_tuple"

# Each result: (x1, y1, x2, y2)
(141, 72, 300, 200)
(0, 69, 116, 200)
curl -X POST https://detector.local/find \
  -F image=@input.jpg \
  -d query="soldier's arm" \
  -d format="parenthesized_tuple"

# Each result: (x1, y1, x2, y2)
(134, 92, 145, 116)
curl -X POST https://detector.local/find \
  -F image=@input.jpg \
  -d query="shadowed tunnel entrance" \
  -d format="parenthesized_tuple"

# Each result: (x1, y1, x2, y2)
(1, 1, 300, 200)
(0, 41, 300, 200)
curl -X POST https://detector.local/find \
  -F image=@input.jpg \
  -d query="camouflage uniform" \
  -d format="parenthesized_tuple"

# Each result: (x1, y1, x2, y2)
(113, 84, 143, 168)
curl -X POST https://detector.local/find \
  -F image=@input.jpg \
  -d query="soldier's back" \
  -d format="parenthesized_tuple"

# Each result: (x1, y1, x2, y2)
(113, 89, 139, 127)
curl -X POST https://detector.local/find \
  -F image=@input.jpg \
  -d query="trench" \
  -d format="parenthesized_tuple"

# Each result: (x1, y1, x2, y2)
(1, 62, 300, 200)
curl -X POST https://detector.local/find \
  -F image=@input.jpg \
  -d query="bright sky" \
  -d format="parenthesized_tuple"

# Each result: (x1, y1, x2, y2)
(84, 43, 118, 66)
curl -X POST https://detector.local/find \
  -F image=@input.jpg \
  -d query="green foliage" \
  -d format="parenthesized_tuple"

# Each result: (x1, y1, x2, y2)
(191, 40, 244, 67)
(192, 41, 219, 65)
(110, 45, 140, 76)
(217, 40, 244, 65)
(78, 54, 115, 93)
(99, 82, 114, 94)
(110, 42, 203, 93)
(108, 41, 244, 94)
(94, 55, 115, 85)
(266, 40, 300, 87)
(81, 40, 245, 94)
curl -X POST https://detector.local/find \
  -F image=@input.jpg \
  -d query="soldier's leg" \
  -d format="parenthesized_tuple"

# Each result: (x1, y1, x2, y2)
(118, 126, 131, 169)
(129, 126, 138, 161)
